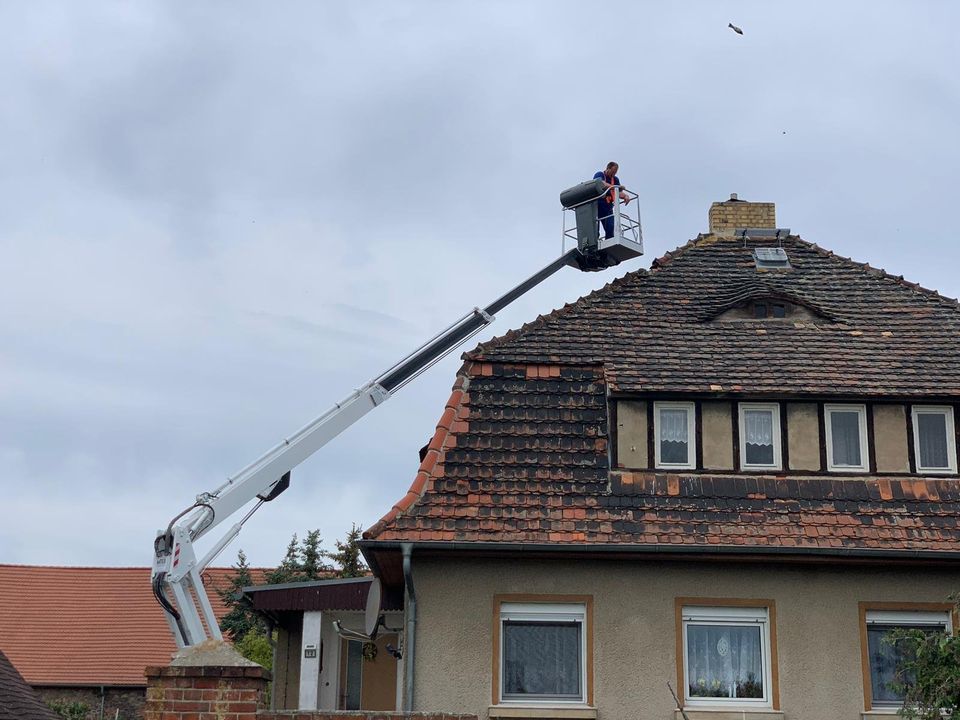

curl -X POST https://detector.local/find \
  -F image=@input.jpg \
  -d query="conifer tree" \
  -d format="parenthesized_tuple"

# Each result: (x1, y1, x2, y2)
(216, 549, 262, 641)
(330, 523, 367, 578)
(299, 529, 332, 580)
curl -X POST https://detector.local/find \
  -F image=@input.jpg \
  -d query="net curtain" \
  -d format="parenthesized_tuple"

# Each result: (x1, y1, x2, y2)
(743, 411, 773, 447)
(686, 624, 763, 699)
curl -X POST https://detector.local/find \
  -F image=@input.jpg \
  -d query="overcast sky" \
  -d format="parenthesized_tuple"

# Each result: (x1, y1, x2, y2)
(2, 1, 959, 570)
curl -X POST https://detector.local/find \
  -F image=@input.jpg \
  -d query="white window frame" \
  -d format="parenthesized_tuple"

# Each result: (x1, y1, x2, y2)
(654, 401, 696, 470)
(681, 605, 773, 709)
(864, 609, 952, 709)
(499, 602, 587, 705)
(738, 403, 782, 471)
(825, 403, 870, 472)
(911, 406, 958, 474)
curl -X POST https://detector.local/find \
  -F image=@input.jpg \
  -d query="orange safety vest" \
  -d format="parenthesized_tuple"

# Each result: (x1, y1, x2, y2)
(605, 175, 618, 205)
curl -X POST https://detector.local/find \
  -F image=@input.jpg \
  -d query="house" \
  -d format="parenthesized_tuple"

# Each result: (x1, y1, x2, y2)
(0, 649, 58, 720)
(357, 196, 960, 720)
(0, 564, 263, 720)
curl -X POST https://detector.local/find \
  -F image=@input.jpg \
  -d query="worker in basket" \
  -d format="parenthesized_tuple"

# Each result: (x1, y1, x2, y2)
(593, 161, 633, 239)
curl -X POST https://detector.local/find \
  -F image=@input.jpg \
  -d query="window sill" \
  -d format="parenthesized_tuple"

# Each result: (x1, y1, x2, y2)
(861, 711, 901, 718)
(489, 705, 597, 719)
(673, 710, 783, 720)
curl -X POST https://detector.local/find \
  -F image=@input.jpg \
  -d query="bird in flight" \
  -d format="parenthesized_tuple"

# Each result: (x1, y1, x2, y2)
(728, 22, 743, 35)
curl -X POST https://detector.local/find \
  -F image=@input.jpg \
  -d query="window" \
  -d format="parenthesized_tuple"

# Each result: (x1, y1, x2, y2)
(738, 403, 782, 470)
(496, 600, 590, 705)
(655, 402, 696, 469)
(911, 406, 957, 474)
(825, 404, 869, 472)
(861, 607, 952, 709)
(679, 603, 776, 708)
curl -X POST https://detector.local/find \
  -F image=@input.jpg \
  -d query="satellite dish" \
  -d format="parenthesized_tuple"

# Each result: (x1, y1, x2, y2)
(364, 577, 383, 638)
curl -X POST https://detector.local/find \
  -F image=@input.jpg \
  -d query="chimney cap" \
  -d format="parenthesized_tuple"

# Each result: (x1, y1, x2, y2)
(729, 193, 742, 202)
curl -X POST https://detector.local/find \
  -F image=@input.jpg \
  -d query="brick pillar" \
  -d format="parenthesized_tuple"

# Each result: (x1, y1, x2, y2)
(144, 641, 270, 720)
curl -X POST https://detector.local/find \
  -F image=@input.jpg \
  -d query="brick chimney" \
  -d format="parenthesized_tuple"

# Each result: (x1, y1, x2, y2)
(708, 193, 776, 235)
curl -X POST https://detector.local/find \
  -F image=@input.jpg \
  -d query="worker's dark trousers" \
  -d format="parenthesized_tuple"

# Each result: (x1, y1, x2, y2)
(599, 213, 615, 239)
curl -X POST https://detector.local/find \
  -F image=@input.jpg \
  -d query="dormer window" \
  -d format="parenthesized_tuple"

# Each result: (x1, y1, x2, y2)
(752, 302, 787, 319)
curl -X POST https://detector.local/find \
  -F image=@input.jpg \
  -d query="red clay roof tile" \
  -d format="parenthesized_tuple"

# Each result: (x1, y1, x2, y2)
(0, 565, 265, 687)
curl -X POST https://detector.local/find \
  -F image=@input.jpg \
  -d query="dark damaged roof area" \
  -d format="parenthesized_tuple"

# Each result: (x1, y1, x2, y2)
(362, 236, 960, 557)
(468, 235, 960, 397)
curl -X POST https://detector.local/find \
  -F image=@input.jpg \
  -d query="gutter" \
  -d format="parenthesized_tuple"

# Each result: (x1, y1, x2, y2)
(361, 539, 960, 564)
(401, 542, 417, 712)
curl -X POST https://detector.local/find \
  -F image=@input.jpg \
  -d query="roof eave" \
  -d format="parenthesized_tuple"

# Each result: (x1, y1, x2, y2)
(361, 539, 960, 565)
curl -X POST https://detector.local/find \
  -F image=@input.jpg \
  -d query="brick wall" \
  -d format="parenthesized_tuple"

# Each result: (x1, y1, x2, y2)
(34, 685, 145, 720)
(708, 197, 776, 234)
(144, 664, 270, 720)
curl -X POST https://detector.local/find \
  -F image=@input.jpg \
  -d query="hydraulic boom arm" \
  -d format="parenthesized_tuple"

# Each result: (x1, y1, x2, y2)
(152, 235, 640, 648)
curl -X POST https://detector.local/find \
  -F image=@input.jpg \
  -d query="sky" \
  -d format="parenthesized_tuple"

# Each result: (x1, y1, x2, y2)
(2, 1, 959, 570)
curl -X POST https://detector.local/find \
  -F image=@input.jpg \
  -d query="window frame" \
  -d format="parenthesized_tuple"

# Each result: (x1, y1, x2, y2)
(858, 602, 956, 711)
(738, 402, 783, 471)
(675, 599, 779, 711)
(492, 595, 593, 708)
(824, 403, 870, 472)
(911, 405, 958, 475)
(654, 401, 697, 470)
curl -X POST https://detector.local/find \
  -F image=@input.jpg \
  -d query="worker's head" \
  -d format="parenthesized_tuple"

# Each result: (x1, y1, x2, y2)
(605, 161, 619, 178)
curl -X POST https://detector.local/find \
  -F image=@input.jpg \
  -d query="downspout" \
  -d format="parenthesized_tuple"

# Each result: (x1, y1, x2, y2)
(401, 542, 417, 712)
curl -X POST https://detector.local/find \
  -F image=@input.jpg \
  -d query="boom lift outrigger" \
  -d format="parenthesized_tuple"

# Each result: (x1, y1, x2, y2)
(152, 182, 642, 648)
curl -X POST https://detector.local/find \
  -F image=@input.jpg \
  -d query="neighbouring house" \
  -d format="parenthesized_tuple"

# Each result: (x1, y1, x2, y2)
(353, 196, 960, 720)
(243, 576, 404, 712)
(0, 564, 264, 720)
(0, 649, 58, 720)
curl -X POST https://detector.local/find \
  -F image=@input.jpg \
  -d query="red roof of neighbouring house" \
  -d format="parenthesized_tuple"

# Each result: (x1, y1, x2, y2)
(363, 236, 960, 558)
(0, 565, 266, 687)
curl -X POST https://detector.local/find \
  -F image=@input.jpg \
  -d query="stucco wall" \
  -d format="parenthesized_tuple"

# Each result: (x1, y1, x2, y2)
(701, 402, 733, 470)
(874, 405, 910, 473)
(616, 401, 647, 469)
(786, 403, 820, 471)
(408, 556, 958, 720)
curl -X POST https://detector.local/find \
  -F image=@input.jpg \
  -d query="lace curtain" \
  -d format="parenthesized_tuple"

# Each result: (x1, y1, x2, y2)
(686, 624, 764, 700)
(660, 408, 689, 464)
(743, 410, 774, 465)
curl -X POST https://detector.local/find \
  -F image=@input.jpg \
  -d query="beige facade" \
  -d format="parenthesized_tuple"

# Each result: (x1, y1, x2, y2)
(616, 399, 943, 476)
(701, 402, 733, 470)
(616, 401, 647, 469)
(786, 404, 820, 471)
(408, 556, 958, 720)
(873, 405, 910, 473)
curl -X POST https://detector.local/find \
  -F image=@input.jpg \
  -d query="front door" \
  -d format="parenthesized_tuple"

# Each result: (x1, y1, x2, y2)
(338, 633, 398, 710)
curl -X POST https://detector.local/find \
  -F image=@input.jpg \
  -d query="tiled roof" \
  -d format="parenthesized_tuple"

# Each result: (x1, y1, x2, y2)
(0, 650, 58, 720)
(0, 565, 266, 686)
(468, 236, 960, 397)
(363, 237, 960, 554)
(365, 363, 960, 552)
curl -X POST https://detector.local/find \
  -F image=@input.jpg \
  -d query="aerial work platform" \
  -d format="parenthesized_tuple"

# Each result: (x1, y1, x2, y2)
(560, 178, 644, 271)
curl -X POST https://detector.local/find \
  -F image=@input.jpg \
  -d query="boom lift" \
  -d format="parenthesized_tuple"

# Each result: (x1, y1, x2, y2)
(152, 182, 642, 648)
